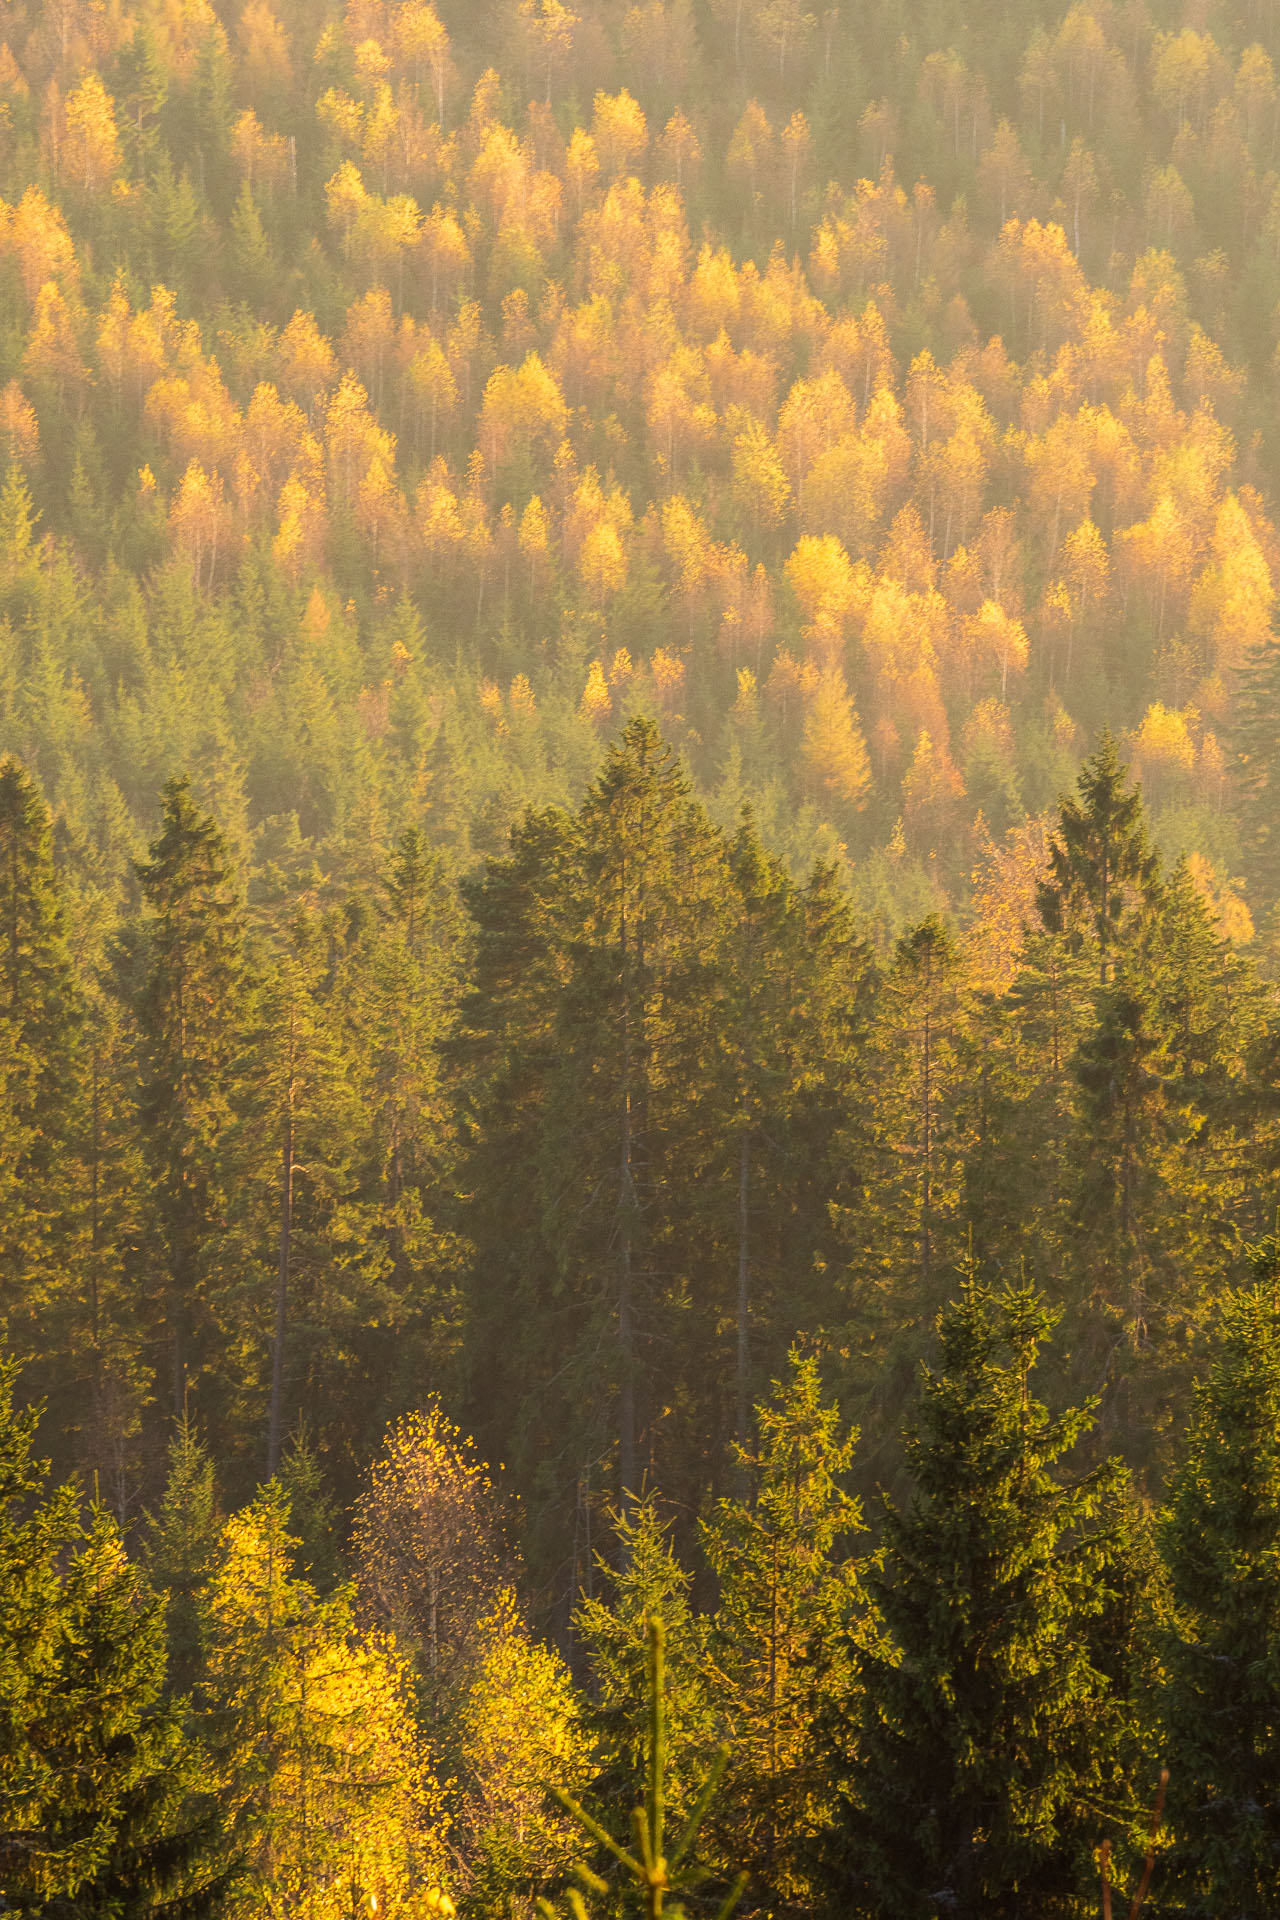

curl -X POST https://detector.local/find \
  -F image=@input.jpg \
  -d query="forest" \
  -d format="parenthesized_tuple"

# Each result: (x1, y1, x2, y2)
(4, 0, 1280, 1912)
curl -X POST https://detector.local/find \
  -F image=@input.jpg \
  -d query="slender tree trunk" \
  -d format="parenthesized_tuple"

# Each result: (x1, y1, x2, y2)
(618, 869, 637, 1503)
(171, 1319, 185, 1416)
(736, 1127, 751, 1453)
(267, 1012, 296, 1477)
(921, 992, 933, 1285)
(89, 1045, 102, 1367)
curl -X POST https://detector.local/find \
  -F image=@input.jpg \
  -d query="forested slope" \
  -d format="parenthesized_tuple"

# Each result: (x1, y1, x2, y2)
(6, 0, 1280, 1913)
(0, 0, 1279, 907)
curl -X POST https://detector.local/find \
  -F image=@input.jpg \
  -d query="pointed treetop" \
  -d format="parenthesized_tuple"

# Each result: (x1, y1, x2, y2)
(387, 824, 438, 943)
(893, 911, 959, 977)
(1037, 729, 1160, 980)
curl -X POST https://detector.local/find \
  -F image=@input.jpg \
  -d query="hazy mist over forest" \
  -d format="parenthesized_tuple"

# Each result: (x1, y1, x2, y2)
(3, 0, 1280, 1915)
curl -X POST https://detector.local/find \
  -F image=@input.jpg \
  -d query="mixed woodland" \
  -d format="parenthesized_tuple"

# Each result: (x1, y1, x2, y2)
(5, 0, 1280, 1913)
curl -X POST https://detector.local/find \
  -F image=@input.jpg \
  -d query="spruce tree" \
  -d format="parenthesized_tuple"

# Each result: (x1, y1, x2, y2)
(134, 777, 252, 1421)
(112, 22, 169, 184)
(0, 755, 82, 1346)
(712, 812, 798, 1453)
(143, 1416, 222, 1696)
(855, 915, 968, 1335)
(1073, 986, 1169, 1340)
(539, 1619, 744, 1920)
(456, 803, 582, 1573)
(1036, 733, 1160, 984)
(0, 755, 79, 1073)
(575, 1496, 717, 1833)
(461, 722, 733, 1571)
(1234, 624, 1280, 909)
(28, 1518, 226, 1920)
(1064, 863, 1263, 1447)
(350, 827, 463, 1408)
(822, 1279, 1141, 1919)
(73, 988, 151, 1510)
(702, 1354, 867, 1909)
(705, 821, 871, 1456)
(0, 1359, 222, 1917)
(565, 718, 729, 1501)
(247, 912, 361, 1479)
(1159, 1247, 1280, 1917)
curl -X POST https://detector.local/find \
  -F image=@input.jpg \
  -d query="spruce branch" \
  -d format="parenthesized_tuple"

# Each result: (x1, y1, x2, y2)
(543, 1616, 745, 1920)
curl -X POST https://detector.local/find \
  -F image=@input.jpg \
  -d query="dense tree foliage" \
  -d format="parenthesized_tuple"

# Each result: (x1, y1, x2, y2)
(0, 0, 1276, 921)
(6, 0, 1280, 1908)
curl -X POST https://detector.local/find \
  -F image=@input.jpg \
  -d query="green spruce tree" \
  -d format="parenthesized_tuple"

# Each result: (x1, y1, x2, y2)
(1036, 732, 1160, 985)
(143, 1416, 223, 1696)
(133, 777, 253, 1423)
(702, 1353, 867, 1910)
(822, 1279, 1142, 1919)
(0, 1358, 222, 1916)
(575, 1496, 717, 1835)
(0, 755, 82, 1355)
(1159, 1244, 1280, 1917)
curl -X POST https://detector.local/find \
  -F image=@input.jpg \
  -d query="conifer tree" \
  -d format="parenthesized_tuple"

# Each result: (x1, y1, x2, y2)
(1235, 626, 1280, 909)
(27, 1518, 225, 1920)
(1147, 859, 1262, 1094)
(1063, 860, 1263, 1437)
(1036, 733, 1160, 984)
(134, 777, 253, 1421)
(112, 23, 169, 183)
(144, 1416, 222, 1695)
(858, 915, 967, 1322)
(702, 1354, 866, 1908)
(0, 755, 79, 1075)
(456, 802, 583, 1567)
(0, 1359, 222, 1916)
(461, 722, 732, 1565)
(73, 987, 150, 1509)
(1159, 1246, 1280, 1917)
(822, 1279, 1140, 1919)
(0, 755, 82, 1342)
(353, 827, 462, 1386)
(707, 821, 871, 1452)
(967, 916, 1095, 1273)
(575, 1496, 717, 1832)
(1073, 986, 1169, 1341)
(564, 718, 729, 1500)
(712, 812, 797, 1452)
(278, 1428, 345, 1594)
(539, 1619, 744, 1920)
(246, 912, 361, 1479)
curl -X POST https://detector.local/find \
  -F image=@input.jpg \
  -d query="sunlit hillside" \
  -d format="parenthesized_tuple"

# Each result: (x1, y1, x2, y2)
(0, 0, 1278, 915)
(4, 3, 1280, 1917)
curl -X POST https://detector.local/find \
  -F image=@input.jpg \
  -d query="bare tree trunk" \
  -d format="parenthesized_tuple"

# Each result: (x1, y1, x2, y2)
(618, 864, 638, 1504)
(921, 990, 933, 1286)
(736, 1128, 751, 1453)
(267, 1007, 296, 1477)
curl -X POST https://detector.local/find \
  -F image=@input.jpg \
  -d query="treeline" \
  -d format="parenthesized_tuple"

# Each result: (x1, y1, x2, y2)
(4, 722, 1280, 1913)
(0, 0, 1279, 921)
(1, 721, 1275, 1526)
(7, 1263, 1280, 1917)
